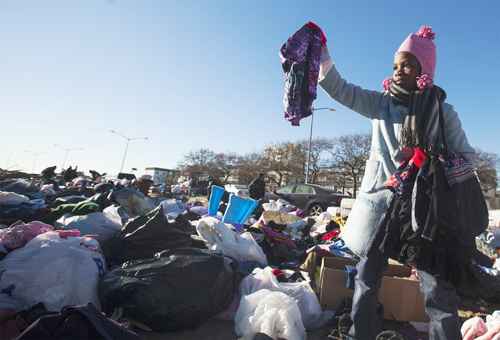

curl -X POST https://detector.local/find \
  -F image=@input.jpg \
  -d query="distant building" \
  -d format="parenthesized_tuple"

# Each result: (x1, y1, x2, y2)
(144, 167, 180, 185)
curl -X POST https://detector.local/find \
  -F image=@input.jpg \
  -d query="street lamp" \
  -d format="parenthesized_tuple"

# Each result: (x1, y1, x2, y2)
(54, 145, 84, 170)
(109, 130, 149, 174)
(305, 107, 336, 184)
(24, 150, 46, 174)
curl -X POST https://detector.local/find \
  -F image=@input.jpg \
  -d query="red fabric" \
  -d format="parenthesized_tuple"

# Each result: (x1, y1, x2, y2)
(306, 21, 327, 46)
(321, 229, 341, 241)
(56, 229, 81, 238)
(411, 147, 427, 168)
(272, 268, 285, 277)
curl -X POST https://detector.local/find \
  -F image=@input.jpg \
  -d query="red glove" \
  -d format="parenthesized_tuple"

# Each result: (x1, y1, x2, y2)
(307, 21, 327, 46)
(410, 147, 427, 168)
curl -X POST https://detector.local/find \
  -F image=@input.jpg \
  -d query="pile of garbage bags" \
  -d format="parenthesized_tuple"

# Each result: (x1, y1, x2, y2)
(2, 172, 500, 340)
(0, 175, 347, 339)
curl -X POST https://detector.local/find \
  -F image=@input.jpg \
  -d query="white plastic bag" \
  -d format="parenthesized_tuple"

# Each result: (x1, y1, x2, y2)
(309, 212, 332, 237)
(0, 231, 105, 312)
(196, 217, 267, 265)
(235, 289, 306, 340)
(487, 311, 500, 329)
(240, 267, 330, 329)
(103, 204, 128, 225)
(160, 199, 187, 219)
(327, 207, 340, 216)
(55, 211, 122, 242)
(262, 199, 295, 213)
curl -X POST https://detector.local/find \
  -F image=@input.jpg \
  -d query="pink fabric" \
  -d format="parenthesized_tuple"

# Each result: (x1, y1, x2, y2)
(396, 26, 436, 88)
(416, 73, 433, 89)
(0, 221, 53, 251)
(461, 317, 488, 340)
(382, 77, 392, 91)
(56, 229, 81, 238)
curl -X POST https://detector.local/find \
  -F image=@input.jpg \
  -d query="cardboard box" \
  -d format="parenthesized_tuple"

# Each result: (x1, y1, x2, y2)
(319, 256, 428, 322)
(379, 276, 427, 322)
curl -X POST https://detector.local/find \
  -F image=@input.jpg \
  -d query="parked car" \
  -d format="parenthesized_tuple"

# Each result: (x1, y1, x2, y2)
(225, 184, 249, 197)
(266, 183, 351, 216)
(189, 180, 209, 196)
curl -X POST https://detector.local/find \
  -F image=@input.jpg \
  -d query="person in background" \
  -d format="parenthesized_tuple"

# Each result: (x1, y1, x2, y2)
(136, 175, 154, 196)
(248, 173, 266, 218)
(206, 176, 223, 200)
(248, 173, 266, 200)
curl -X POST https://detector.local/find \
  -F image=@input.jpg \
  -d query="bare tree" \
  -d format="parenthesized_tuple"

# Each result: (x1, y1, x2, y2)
(179, 148, 217, 177)
(213, 152, 239, 183)
(179, 149, 241, 184)
(300, 138, 335, 184)
(261, 142, 306, 187)
(329, 168, 351, 194)
(177, 134, 372, 194)
(236, 153, 264, 185)
(328, 134, 371, 198)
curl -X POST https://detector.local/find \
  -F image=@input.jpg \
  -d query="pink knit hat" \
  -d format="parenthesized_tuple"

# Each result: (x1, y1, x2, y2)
(383, 26, 436, 90)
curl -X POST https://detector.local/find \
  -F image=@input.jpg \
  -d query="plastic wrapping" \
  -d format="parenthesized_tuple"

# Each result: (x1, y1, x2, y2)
(197, 217, 267, 265)
(235, 289, 306, 340)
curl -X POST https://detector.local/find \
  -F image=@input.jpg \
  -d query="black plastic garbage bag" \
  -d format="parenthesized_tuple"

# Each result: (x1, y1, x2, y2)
(87, 192, 115, 210)
(99, 248, 240, 332)
(14, 303, 139, 340)
(102, 206, 192, 266)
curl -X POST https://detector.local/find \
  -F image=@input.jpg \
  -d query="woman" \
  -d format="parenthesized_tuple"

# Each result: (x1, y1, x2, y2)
(318, 25, 475, 339)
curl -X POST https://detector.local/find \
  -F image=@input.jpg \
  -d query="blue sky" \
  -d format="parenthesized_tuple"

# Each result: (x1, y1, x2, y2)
(1, 0, 499, 175)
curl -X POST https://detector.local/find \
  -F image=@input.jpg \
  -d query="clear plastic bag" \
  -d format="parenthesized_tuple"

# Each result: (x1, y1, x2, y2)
(235, 289, 306, 340)
(0, 231, 105, 312)
(196, 217, 267, 265)
(55, 211, 122, 242)
(309, 212, 332, 237)
(240, 267, 331, 329)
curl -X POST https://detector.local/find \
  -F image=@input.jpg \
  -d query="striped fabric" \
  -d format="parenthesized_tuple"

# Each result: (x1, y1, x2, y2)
(440, 154, 475, 186)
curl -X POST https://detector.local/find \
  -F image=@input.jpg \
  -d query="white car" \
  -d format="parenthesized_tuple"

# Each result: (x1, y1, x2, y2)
(225, 184, 249, 197)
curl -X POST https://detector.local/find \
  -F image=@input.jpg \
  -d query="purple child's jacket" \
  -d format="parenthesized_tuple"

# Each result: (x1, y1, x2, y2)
(280, 22, 324, 126)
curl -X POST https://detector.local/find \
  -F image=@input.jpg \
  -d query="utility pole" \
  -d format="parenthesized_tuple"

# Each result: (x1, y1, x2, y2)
(54, 145, 84, 170)
(109, 130, 149, 173)
(305, 107, 335, 184)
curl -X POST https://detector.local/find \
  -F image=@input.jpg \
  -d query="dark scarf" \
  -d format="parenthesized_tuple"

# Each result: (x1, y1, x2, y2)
(390, 82, 447, 150)
(389, 82, 411, 106)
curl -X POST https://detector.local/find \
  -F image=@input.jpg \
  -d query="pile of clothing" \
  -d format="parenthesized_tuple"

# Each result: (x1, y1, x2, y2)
(2, 163, 500, 340)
